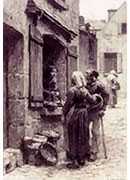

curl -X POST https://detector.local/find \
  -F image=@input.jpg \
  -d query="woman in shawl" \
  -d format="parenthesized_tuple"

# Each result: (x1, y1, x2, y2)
(63, 71, 97, 169)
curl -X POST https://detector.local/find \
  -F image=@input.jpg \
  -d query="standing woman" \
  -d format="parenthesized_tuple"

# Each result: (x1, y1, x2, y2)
(63, 71, 97, 169)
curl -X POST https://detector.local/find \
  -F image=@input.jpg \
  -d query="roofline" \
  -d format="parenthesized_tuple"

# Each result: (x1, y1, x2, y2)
(101, 1, 127, 32)
(107, 1, 126, 22)
(25, 0, 77, 42)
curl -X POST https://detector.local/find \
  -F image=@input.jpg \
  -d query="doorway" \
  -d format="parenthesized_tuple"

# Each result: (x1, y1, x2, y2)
(3, 23, 24, 148)
(104, 52, 117, 73)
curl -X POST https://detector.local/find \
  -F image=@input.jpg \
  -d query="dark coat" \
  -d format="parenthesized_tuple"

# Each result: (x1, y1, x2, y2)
(87, 80, 109, 111)
(63, 86, 96, 160)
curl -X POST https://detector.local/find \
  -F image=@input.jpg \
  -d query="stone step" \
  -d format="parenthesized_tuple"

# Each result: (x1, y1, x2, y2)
(3, 148, 23, 174)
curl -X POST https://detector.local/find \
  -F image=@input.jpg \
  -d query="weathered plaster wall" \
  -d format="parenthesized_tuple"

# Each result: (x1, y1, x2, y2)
(79, 31, 89, 73)
(3, 0, 79, 149)
(79, 30, 97, 74)
(97, 2, 127, 97)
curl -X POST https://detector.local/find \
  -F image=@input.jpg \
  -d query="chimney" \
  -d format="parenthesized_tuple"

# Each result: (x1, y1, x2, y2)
(79, 16, 85, 26)
(107, 9, 117, 20)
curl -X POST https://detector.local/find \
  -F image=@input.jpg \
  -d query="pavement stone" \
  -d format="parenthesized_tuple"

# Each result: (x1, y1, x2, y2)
(4, 97, 127, 180)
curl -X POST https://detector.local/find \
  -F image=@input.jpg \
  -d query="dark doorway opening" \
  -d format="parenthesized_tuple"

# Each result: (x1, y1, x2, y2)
(3, 23, 23, 148)
(43, 35, 67, 115)
(104, 52, 117, 73)
(43, 35, 64, 91)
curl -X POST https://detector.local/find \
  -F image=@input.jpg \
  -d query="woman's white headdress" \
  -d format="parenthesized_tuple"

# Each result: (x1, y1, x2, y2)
(72, 71, 86, 87)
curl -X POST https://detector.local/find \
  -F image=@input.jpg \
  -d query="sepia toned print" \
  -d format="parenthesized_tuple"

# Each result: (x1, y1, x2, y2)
(3, 0, 127, 179)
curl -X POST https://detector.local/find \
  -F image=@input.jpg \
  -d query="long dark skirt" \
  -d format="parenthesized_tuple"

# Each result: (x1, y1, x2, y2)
(67, 108, 89, 161)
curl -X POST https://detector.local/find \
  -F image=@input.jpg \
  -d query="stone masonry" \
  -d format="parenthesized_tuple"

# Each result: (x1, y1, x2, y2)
(3, 0, 79, 157)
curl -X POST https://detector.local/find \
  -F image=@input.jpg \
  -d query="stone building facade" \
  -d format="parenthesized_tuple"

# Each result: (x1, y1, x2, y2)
(79, 17, 97, 74)
(3, 0, 79, 155)
(96, 2, 127, 96)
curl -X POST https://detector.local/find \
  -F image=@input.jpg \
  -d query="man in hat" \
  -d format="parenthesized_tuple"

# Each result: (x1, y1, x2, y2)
(85, 69, 109, 161)
(106, 70, 120, 108)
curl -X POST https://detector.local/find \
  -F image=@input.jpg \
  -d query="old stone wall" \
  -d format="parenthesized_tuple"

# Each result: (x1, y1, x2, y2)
(3, 0, 79, 151)
(79, 30, 97, 74)
(79, 31, 89, 73)
(35, 0, 79, 34)
(4, 0, 29, 148)
(3, 29, 25, 148)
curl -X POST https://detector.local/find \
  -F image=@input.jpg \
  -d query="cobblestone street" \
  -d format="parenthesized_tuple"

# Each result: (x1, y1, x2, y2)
(3, 0, 127, 179)
(4, 95, 127, 180)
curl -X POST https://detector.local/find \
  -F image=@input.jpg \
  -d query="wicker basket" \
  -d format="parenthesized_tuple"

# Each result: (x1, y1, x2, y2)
(39, 143, 58, 166)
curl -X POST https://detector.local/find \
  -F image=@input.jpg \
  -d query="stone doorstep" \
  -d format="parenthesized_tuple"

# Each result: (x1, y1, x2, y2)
(23, 134, 60, 166)
(23, 135, 48, 166)
(3, 148, 23, 174)
(24, 135, 47, 145)
(24, 131, 60, 145)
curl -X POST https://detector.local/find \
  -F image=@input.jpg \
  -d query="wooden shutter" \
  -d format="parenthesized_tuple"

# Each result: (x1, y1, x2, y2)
(117, 53, 122, 73)
(29, 24, 43, 108)
(67, 46, 78, 88)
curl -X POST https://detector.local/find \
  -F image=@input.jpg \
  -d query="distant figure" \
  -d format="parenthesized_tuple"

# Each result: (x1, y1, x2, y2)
(63, 71, 97, 169)
(107, 70, 120, 108)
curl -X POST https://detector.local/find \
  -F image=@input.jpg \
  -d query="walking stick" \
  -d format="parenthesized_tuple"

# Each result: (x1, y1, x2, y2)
(100, 116, 108, 159)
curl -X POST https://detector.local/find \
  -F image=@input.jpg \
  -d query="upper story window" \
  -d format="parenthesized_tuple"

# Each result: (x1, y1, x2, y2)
(48, 0, 68, 10)
(121, 23, 127, 34)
